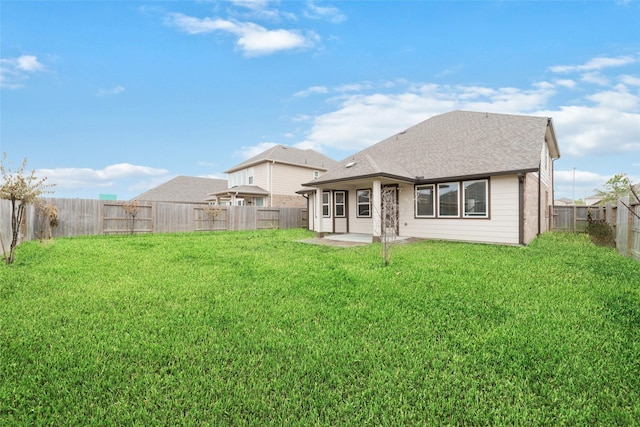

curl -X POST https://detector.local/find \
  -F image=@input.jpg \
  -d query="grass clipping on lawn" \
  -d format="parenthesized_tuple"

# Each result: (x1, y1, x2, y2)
(1, 229, 639, 425)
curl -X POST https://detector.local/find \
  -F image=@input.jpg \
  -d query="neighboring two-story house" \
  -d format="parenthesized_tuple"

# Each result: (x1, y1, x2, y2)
(207, 145, 338, 208)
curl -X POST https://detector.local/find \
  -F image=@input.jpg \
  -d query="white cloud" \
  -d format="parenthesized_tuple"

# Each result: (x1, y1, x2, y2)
(535, 105, 640, 156)
(97, 85, 125, 96)
(620, 74, 640, 86)
(166, 12, 316, 56)
(295, 83, 556, 153)
(229, 0, 272, 11)
(555, 169, 608, 184)
(554, 79, 577, 89)
(304, 1, 346, 23)
(234, 142, 278, 160)
(549, 55, 637, 73)
(0, 54, 45, 89)
(294, 85, 328, 97)
(587, 88, 638, 110)
(37, 163, 169, 193)
(581, 72, 610, 86)
(16, 55, 45, 72)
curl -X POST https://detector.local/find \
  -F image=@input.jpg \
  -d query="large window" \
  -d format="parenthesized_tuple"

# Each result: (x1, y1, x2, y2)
(334, 191, 346, 217)
(322, 191, 330, 217)
(463, 180, 488, 217)
(438, 182, 459, 217)
(415, 179, 490, 219)
(357, 189, 371, 217)
(415, 185, 435, 217)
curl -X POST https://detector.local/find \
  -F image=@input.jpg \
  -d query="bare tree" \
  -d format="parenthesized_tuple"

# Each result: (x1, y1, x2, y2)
(123, 200, 141, 235)
(0, 154, 54, 264)
(35, 199, 59, 241)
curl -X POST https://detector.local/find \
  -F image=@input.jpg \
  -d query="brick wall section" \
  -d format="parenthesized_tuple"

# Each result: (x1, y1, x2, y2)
(271, 194, 308, 208)
(523, 171, 552, 244)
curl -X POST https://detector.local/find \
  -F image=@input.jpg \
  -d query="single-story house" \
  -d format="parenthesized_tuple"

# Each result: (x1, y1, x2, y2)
(133, 176, 228, 203)
(207, 145, 338, 208)
(300, 110, 561, 245)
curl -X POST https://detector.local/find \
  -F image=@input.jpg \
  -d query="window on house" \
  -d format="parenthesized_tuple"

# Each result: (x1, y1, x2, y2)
(415, 184, 435, 217)
(463, 180, 488, 217)
(322, 191, 330, 217)
(236, 199, 245, 206)
(313, 170, 320, 179)
(334, 191, 346, 217)
(248, 167, 254, 185)
(255, 197, 265, 207)
(438, 182, 459, 217)
(357, 189, 371, 217)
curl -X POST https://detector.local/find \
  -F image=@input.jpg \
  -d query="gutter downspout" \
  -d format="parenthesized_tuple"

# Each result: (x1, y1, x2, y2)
(538, 161, 542, 237)
(269, 161, 275, 207)
(519, 173, 525, 245)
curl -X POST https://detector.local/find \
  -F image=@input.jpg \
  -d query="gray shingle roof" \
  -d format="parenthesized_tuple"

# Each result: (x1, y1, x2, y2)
(225, 145, 338, 173)
(209, 185, 270, 197)
(133, 176, 228, 203)
(306, 110, 560, 186)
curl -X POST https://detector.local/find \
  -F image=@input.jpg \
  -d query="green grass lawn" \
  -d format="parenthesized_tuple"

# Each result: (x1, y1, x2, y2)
(1, 229, 639, 425)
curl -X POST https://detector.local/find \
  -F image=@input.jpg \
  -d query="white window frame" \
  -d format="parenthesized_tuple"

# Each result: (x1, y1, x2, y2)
(322, 191, 331, 217)
(313, 170, 320, 179)
(437, 182, 460, 218)
(334, 191, 346, 218)
(463, 179, 489, 218)
(415, 184, 435, 218)
(248, 167, 254, 185)
(356, 189, 371, 218)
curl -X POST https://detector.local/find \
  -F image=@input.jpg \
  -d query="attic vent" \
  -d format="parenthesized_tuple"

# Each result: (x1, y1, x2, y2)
(345, 161, 357, 168)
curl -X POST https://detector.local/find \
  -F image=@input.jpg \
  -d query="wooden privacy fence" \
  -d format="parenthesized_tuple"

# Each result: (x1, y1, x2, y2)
(551, 199, 640, 261)
(0, 198, 308, 249)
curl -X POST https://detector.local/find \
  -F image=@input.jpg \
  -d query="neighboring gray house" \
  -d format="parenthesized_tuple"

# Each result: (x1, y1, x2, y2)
(133, 176, 228, 204)
(208, 145, 338, 208)
(301, 110, 561, 245)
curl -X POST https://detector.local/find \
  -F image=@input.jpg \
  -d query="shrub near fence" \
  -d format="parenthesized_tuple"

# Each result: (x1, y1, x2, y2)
(0, 198, 308, 250)
(551, 200, 640, 262)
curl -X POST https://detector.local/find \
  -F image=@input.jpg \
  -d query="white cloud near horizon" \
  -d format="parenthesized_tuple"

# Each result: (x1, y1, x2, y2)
(0, 54, 45, 89)
(548, 55, 638, 73)
(37, 163, 169, 197)
(166, 12, 316, 56)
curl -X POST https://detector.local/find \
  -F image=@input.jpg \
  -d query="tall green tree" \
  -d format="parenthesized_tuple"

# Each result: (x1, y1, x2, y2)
(0, 154, 53, 264)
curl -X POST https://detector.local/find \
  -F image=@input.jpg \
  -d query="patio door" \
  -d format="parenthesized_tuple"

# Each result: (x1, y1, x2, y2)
(381, 185, 399, 236)
(334, 190, 348, 233)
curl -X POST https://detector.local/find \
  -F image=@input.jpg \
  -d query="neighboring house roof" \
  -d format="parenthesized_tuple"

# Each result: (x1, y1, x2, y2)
(554, 198, 574, 206)
(133, 176, 228, 203)
(305, 110, 560, 186)
(225, 144, 338, 173)
(209, 185, 270, 197)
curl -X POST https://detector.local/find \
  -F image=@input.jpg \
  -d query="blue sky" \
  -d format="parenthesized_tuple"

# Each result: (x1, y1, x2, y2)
(1, 0, 639, 201)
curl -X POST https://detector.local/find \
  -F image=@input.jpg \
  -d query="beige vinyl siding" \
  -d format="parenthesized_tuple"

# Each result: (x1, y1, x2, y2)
(253, 163, 269, 189)
(271, 163, 317, 195)
(399, 175, 520, 244)
(347, 190, 372, 234)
